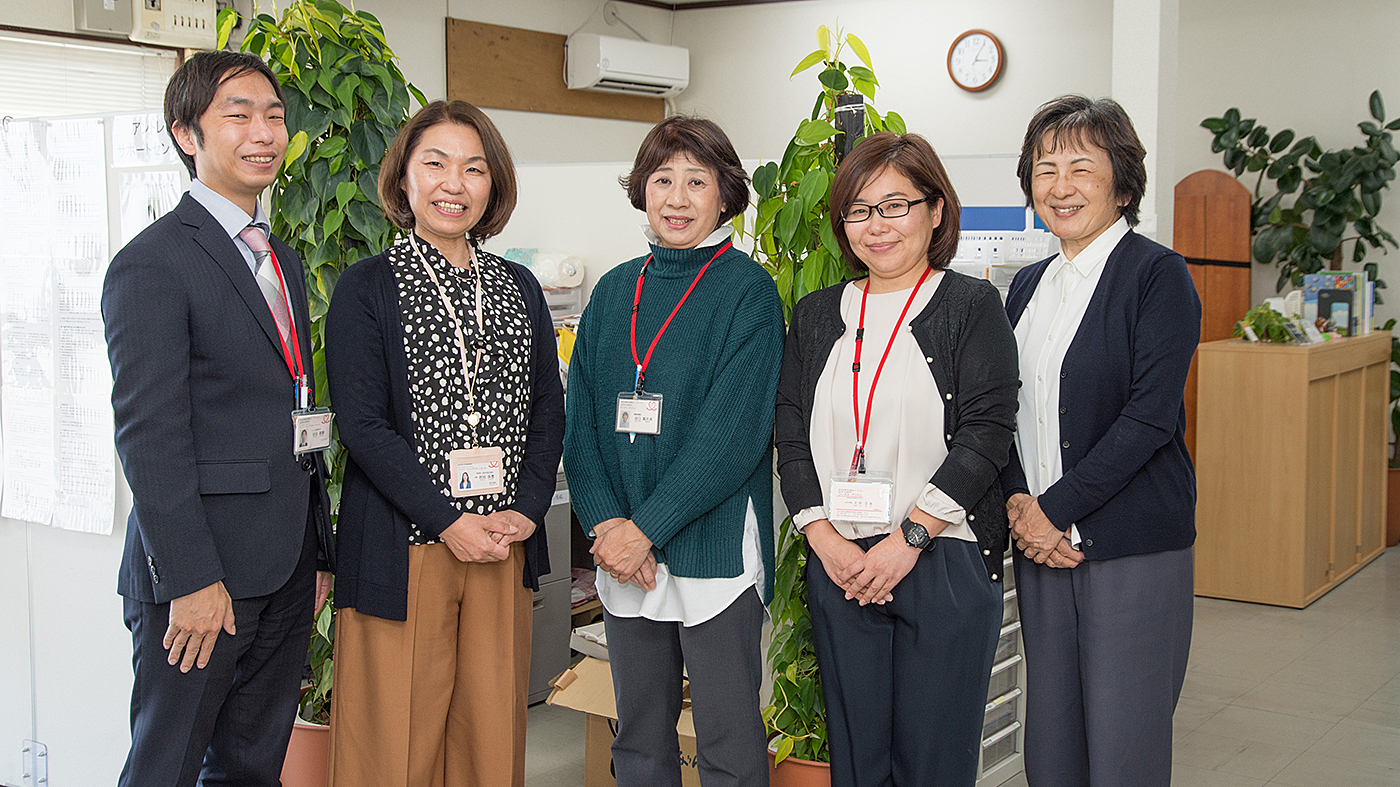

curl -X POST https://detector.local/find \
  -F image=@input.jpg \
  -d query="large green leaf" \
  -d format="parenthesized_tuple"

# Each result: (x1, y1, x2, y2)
(817, 67, 848, 92)
(797, 169, 829, 213)
(796, 119, 840, 146)
(791, 49, 827, 77)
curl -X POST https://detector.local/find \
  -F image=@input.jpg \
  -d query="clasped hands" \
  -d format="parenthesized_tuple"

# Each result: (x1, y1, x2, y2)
(440, 509, 535, 564)
(806, 508, 946, 606)
(1006, 492, 1083, 568)
(591, 517, 658, 591)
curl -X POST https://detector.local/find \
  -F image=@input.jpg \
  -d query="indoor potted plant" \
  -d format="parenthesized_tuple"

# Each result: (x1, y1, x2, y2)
(1201, 93, 1398, 297)
(733, 23, 903, 784)
(216, 2, 423, 782)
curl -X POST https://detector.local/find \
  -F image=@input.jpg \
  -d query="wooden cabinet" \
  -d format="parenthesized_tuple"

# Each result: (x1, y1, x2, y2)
(1194, 333, 1389, 607)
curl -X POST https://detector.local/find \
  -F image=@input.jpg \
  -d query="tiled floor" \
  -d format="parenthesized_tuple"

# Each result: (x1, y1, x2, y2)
(524, 547, 1400, 786)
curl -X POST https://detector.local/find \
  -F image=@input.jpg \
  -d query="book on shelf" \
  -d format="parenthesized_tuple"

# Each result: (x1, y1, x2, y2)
(1302, 272, 1361, 336)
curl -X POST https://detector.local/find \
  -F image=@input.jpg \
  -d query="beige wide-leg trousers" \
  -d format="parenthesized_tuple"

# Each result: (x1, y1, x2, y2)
(329, 542, 532, 787)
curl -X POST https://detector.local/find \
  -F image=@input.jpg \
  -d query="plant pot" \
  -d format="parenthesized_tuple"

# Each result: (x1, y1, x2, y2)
(769, 750, 831, 787)
(1388, 467, 1400, 548)
(279, 719, 329, 787)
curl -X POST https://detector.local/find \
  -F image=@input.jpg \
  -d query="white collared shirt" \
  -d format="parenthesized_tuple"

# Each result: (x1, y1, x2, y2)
(1013, 217, 1130, 546)
(188, 179, 271, 276)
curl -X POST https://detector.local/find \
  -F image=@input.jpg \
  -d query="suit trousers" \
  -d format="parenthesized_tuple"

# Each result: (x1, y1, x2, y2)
(119, 515, 316, 787)
(1014, 545, 1194, 787)
(807, 537, 1002, 787)
(328, 541, 532, 787)
(603, 586, 768, 787)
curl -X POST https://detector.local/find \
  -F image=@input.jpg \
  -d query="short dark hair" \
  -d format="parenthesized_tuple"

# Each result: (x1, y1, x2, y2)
(621, 116, 749, 227)
(378, 100, 518, 241)
(829, 132, 962, 273)
(1017, 95, 1147, 226)
(164, 50, 283, 178)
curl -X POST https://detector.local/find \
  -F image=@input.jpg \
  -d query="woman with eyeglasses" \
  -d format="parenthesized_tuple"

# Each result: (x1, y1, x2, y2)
(775, 132, 1019, 786)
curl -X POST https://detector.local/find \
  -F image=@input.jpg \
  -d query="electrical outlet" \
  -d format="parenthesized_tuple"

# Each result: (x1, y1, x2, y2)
(130, 0, 218, 50)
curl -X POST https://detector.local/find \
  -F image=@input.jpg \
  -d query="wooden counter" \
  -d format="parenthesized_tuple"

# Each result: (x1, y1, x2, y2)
(1194, 333, 1389, 607)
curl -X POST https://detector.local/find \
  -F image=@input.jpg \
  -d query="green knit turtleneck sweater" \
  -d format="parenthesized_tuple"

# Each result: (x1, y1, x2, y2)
(563, 239, 784, 602)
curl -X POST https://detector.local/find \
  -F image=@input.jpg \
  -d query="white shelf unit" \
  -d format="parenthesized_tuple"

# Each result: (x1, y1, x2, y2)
(976, 555, 1026, 786)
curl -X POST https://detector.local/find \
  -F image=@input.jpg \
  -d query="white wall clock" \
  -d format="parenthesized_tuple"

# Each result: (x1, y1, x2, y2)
(947, 29, 1004, 92)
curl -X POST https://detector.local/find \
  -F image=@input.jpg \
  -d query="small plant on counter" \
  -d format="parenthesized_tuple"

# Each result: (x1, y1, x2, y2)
(1233, 304, 1295, 343)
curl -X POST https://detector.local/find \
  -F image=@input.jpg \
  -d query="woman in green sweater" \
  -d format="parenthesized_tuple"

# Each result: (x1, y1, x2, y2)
(563, 116, 784, 787)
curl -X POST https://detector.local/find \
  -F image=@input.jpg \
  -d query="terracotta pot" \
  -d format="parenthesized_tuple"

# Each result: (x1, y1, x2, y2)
(280, 720, 329, 787)
(769, 750, 831, 787)
(1388, 467, 1400, 548)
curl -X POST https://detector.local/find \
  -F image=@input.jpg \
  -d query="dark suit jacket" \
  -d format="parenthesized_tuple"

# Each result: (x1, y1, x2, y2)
(103, 193, 332, 605)
(998, 230, 1200, 560)
(325, 248, 564, 622)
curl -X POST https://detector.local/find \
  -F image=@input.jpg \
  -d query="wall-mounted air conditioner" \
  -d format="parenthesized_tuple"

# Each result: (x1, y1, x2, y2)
(566, 33, 689, 99)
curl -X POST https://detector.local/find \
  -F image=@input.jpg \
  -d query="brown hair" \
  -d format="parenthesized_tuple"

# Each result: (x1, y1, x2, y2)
(378, 100, 517, 240)
(621, 116, 749, 226)
(1017, 95, 1147, 226)
(829, 132, 962, 272)
(165, 51, 283, 179)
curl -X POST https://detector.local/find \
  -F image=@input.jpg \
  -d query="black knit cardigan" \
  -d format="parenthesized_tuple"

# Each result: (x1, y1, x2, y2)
(774, 270, 1019, 581)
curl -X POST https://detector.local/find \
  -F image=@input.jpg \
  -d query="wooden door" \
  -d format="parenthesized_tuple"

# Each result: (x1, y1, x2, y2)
(1175, 171, 1253, 459)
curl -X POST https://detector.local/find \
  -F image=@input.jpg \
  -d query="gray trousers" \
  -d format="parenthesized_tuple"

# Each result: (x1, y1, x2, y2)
(1014, 545, 1194, 787)
(603, 586, 768, 787)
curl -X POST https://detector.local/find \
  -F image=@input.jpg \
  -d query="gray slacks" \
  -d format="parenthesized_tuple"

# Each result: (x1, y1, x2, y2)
(1014, 545, 1194, 787)
(603, 586, 768, 787)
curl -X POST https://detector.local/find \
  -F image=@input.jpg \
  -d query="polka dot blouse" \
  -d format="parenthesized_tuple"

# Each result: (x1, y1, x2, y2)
(389, 235, 534, 545)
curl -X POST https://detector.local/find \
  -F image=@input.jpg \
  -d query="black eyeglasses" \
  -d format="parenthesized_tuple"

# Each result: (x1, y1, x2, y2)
(842, 197, 929, 223)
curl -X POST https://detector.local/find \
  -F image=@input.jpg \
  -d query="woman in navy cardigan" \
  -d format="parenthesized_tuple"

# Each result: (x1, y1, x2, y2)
(1000, 96, 1201, 787)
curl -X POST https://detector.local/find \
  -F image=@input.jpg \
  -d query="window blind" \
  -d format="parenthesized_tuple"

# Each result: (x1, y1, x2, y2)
(0, 31, 177, 121)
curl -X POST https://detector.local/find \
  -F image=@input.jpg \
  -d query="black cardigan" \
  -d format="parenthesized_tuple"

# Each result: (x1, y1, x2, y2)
(775, 271, 1020, 581)
(998, 230, 1200, 560)
(325, 248, 565, 621)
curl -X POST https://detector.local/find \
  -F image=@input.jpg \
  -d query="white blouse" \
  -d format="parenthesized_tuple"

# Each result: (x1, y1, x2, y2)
(793, 275, 975, 543)
(1013, 217, 1129, 546)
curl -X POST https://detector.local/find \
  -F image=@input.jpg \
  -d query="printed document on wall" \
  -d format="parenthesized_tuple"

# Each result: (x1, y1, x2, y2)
(0, 118, 115, 532)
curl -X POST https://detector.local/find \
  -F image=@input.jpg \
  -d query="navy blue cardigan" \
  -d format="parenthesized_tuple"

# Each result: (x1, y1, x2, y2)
(998, 230, 1200, 560)
(325, 247, 565, 621)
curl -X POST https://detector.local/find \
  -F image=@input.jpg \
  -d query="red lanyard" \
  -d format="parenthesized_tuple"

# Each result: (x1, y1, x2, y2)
(264, 247, 306, 394)
(629, 241, 731, 392)
(850, 267, 933, 473)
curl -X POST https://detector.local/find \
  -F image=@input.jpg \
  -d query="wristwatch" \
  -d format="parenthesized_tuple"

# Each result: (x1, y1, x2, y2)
(901, 517, 936, 551)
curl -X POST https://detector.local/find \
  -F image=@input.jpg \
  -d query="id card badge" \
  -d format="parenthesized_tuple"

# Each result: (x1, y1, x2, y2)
(448, 446, 505, 497)
(616, 392, 663, 435)
(292, 408, 334, 455)
(828, 471, 895, 524)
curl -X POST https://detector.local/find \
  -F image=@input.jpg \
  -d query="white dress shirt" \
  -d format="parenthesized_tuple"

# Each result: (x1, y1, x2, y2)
(793, 275, 975, 543)
(1013, 217, 1130, 546)
(596, 223, 764, 627)
(188, 178, 271, 276)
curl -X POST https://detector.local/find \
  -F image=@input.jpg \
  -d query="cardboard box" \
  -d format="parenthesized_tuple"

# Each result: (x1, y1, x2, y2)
(547, 656, 700, 787)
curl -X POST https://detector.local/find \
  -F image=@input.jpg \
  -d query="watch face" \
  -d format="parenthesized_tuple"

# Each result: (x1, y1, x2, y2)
(903, 520, 931, 549)
(949, 32, 1002, 91)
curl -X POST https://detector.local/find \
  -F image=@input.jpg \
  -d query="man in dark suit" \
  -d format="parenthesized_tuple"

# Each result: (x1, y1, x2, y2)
(102, 50, 333, 786)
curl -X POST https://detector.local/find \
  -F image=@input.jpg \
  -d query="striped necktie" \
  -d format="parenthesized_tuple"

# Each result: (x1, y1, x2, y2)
(239, 224, 291, 342)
